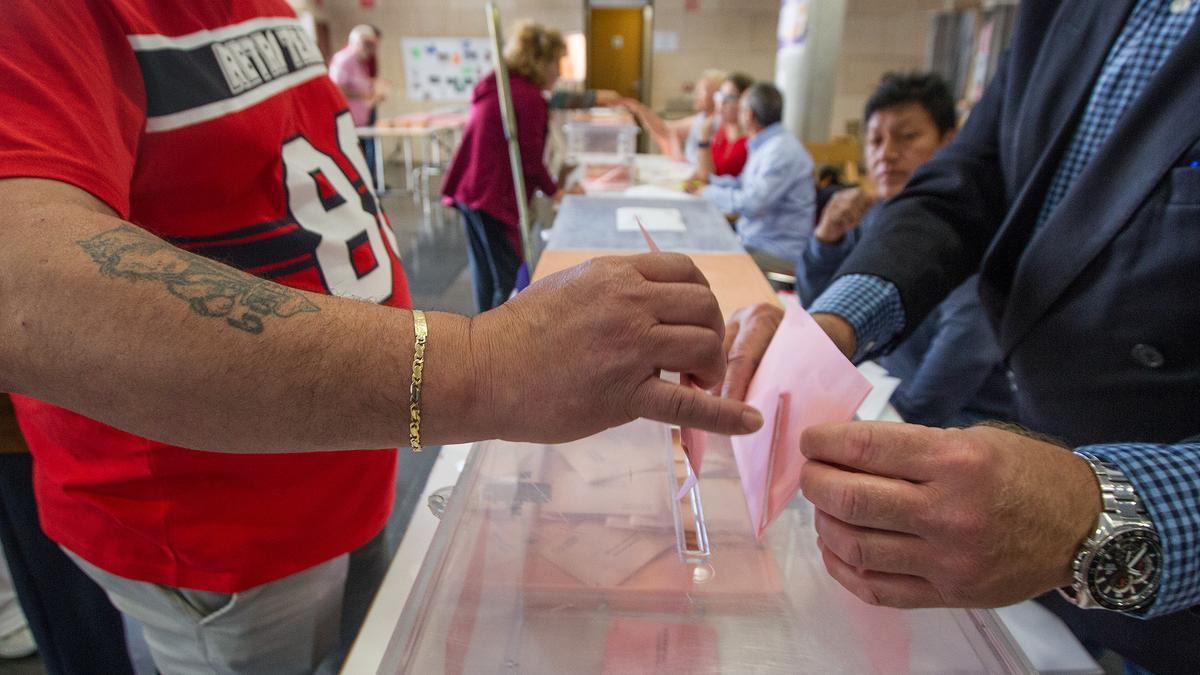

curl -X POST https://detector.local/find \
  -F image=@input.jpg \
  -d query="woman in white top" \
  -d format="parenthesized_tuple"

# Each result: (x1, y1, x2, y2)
(621, 69, 723, 164)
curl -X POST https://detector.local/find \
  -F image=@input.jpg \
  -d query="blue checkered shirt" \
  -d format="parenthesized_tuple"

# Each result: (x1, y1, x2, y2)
(810, 0, 1200, 617)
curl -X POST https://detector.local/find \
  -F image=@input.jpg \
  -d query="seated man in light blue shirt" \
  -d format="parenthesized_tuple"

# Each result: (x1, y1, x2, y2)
(699, 83, 815, 274)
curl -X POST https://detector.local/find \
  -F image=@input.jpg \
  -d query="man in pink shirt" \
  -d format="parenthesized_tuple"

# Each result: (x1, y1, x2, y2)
(329, 25, 387, 192)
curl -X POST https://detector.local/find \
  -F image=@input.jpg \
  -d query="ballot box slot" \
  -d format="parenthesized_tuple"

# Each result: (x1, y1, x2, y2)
(669, 429, 712, 565)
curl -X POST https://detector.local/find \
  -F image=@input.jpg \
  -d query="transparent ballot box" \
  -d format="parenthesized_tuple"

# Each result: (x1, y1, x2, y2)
(378, 420, 1033, 674)
(564, 119, 639, 193)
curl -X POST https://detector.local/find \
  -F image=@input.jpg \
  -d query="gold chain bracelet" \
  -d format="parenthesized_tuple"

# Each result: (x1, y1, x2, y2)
(409, 310, 427, 452)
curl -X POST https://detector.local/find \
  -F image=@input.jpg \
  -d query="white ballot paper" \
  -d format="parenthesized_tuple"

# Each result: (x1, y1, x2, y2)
(555, 436, 662, 484)
(855, 361, 902, 421)
(534, 521, 672, 587)
(616, 207, 686, 232)
(543, 458, 664, 517)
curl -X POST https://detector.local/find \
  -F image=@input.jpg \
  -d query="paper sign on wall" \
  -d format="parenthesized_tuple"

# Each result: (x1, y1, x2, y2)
(402, 37, 493, 102)
(652, 31, 679, 53)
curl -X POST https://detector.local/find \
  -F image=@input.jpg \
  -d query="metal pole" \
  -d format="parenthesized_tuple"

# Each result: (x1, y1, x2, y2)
(486, 2, 538, 272)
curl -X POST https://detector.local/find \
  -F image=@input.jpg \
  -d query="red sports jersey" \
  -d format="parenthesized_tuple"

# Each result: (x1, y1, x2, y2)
(0, 1, 411, 592)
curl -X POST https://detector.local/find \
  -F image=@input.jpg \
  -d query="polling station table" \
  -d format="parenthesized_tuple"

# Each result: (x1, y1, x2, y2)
(356, 110, 468, 211)
(341, 191, 1055, 674)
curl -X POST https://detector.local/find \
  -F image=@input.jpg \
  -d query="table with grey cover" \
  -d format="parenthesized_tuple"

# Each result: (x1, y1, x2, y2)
(547, 195, 743, 254)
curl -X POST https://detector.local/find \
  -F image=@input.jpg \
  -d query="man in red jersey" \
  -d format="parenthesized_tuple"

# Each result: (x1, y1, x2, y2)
(0, 2, 761, 672)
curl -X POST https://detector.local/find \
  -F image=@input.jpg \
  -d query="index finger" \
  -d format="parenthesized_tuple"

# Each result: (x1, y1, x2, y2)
(801, 422, 942, 482)
(631, 378, 764, 436)
(624, 252, 710, 287)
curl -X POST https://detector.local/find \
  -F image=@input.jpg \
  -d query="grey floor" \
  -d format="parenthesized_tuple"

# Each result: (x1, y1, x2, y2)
(0, 164, 475, 674)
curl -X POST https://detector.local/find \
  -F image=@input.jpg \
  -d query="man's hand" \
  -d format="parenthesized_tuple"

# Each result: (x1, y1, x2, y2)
(719, 303, 783, 400)
(552, 182, 586, 203)
(800, 421, 1102, 609)
(594, 89, 622, 107)
(616, 97, 647, 114)
(720, 305, 859, 401)
(814, 188, 875, 244)
(473, 253, 764, 443)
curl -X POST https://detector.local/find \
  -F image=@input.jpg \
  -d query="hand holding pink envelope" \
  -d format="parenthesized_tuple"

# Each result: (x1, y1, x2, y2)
(731, 298, 872, 539)
(635, 220, 867, 523)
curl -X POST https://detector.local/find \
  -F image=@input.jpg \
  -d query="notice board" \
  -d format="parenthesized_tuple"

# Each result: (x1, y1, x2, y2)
(402, 37, 493, 102)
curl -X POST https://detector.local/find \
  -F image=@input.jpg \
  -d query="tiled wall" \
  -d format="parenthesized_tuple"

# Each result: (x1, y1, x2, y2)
(315, 0, 780, 120)
(830, 0, 948, 137)
(312, 0, 954, 141)
(649, 0, 781, 113)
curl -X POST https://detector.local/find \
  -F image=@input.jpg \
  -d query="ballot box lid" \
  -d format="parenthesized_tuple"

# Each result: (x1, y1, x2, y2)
(377, 419, 1033, 674)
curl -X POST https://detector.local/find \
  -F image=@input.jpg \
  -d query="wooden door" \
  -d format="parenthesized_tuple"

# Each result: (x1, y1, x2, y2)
(587, 7, 644, 100)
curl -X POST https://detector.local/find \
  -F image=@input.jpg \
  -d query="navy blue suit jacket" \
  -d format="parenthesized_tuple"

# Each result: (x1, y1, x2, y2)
(797, 208, 1014, 427)
(839, 2, 1200, 448)
(834, 2, 1200, 669)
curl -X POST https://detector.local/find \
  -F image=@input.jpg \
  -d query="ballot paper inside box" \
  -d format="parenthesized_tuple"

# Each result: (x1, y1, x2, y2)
(520, 424, 785, 611)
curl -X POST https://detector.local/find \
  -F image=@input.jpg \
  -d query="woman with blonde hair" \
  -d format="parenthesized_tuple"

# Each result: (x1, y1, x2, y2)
(442, 20, 618, 312)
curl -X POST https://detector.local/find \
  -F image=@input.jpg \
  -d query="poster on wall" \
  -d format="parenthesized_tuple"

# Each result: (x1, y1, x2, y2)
(402, 37, 493, 102)
(777, 0, 810, 52)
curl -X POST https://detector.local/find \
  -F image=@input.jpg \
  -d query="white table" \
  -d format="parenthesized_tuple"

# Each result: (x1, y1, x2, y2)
(356, 120, 465, 200)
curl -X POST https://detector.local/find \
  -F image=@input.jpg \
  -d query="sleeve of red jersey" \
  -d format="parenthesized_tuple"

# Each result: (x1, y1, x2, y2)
(0, 1, 144, 218)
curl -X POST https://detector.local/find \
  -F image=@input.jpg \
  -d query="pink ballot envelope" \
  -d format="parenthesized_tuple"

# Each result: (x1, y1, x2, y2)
(638, 219, 707, 500)
(731, 298, 872, 538)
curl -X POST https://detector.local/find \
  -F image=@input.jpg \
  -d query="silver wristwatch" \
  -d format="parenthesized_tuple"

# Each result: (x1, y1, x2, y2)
(1059, 452, 1161, 612)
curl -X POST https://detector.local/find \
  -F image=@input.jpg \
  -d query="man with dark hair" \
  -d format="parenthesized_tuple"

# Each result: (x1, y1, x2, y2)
(796, 71, 1012, 428)
(864, 71, 958, 139)
(700, 82, 815, 275)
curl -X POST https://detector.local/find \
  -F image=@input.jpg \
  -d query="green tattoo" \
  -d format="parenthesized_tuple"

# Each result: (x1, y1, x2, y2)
(78, 225, 319, 335)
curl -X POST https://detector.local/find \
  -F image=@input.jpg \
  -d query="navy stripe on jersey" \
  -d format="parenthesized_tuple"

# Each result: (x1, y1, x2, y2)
(170, 220, 320, 278)
(128, 18, 327, 133)
(169, 219, 293, 246)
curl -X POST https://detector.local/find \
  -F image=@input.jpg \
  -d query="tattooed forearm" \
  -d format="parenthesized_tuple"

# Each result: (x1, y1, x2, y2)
(77, 225, 320, 335)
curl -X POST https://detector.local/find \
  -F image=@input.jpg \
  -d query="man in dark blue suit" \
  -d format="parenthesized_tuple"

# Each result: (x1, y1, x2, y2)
(724, 2, 1200, 671)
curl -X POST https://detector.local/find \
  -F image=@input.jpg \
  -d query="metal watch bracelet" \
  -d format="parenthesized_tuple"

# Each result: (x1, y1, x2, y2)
(1060, 452, 1159, 611)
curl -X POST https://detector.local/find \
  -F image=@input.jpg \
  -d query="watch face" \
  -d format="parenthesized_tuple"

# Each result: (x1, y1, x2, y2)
(1087, 529, 1162, 611)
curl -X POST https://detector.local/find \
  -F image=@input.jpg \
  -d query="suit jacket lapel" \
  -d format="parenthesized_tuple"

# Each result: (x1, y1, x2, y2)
(977, 2, 1134, 325)
(995, 14, 1200, 353)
